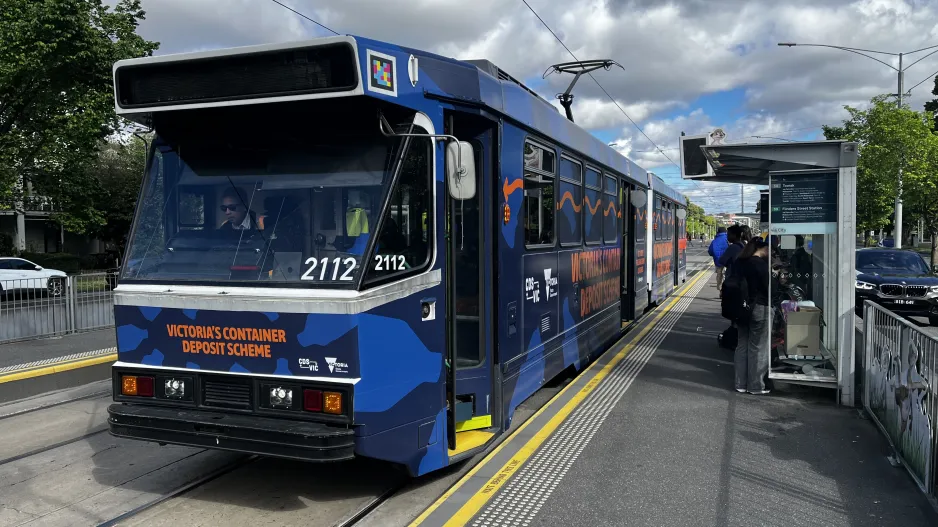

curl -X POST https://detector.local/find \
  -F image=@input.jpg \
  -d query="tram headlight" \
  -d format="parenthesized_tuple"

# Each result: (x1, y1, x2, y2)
(164, 378, 186, 399)
(269, 386, 293, 409)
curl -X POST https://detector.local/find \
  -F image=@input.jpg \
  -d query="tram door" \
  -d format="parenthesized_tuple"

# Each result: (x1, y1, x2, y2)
(444, 111, 496, 454)
(619, 181, 633, 324)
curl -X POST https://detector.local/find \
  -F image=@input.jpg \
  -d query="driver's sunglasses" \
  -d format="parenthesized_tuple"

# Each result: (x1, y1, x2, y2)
(220, 204, 241, 212)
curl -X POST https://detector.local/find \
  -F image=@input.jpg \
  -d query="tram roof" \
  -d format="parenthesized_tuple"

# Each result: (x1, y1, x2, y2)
(650, 174, 687, 205)
(112, 34, 685, 200)
(390, 40, 653, 190)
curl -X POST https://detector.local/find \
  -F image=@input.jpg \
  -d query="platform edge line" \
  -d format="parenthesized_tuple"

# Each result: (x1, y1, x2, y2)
(408, 266, 711, 527)
(0, 354, 117, 385)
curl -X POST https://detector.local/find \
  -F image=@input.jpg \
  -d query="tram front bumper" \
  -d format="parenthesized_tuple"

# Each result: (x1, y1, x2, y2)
(108, 404, 355, 462)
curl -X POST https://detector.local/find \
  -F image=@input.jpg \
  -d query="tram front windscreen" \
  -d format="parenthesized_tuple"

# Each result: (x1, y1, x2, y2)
(122, 114, 432, 288)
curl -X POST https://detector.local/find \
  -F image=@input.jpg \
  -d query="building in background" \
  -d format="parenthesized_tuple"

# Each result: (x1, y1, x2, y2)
(0, 183, 103, 256)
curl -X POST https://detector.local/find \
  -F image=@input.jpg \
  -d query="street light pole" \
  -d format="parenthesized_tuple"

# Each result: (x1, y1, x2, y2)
(896, 52, 904, 249)
(778, 42, 938, 249)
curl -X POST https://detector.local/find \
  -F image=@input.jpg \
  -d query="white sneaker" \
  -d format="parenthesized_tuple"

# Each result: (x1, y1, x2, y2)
(748, 390, 771, 395)
(735, 388, 746, 393)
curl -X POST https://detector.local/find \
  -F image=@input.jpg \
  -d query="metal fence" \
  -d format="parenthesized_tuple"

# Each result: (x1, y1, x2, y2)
(862, 300, 938, 499)
(0, 272, 116, 344)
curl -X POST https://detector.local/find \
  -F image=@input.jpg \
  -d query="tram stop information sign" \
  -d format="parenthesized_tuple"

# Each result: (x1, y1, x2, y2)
(769, 171, 837, 234)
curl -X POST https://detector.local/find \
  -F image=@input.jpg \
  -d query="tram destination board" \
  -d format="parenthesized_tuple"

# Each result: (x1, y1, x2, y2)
(769, 171, 837, 233)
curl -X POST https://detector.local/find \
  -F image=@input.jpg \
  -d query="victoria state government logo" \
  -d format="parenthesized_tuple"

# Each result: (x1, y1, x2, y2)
(324, 357, 349, 374)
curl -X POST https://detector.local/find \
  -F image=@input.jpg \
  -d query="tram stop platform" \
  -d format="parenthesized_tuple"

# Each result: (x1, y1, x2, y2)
(410, 269, 938, 527)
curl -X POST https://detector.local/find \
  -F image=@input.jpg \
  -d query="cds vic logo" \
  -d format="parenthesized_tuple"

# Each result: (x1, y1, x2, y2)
(298, 358, 319, 372)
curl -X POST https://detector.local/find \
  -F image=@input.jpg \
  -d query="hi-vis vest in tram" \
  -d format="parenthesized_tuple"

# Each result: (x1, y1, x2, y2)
(346, 208, 370, 237)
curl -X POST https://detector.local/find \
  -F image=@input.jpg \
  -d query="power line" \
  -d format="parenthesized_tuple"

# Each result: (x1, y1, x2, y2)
(908, 67, 938, 94)
(268, 0, 339, 35)
(517, 0, 735, 208)
(519, 0, 677, 168)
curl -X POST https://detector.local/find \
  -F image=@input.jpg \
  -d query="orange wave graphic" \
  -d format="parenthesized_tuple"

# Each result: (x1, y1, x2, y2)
(556, 191, 582, 212)
(502, 177, 524, 202)
(583, 195, 602, 215)
(603, 201, 618, 217)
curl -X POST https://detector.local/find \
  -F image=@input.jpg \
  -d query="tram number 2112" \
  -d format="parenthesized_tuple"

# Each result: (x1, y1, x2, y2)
(374, 254, 406, 271)
(301, 257, 357, 281)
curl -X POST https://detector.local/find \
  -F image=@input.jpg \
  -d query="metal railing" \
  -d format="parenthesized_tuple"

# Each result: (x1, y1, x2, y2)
(862, 300, 938, 499)
(0, 272, 116, 344)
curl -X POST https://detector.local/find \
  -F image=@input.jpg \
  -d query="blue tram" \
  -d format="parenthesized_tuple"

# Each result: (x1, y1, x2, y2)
(107, 35, 688, 476)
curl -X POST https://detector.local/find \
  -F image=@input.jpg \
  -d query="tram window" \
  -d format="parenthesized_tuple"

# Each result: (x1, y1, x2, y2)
(603, 175, 617, 243)
(120, 119, 430, 287)
(524, 141, 556, 248)
(663, 202, 669, 241)
(584, 166, 601, 189)
(668, 203, 674, 240)
(364, 136, 433, 285)
(524, 141, 555, 172)
(178, 191, 206, 230)
(666, 203, 672, 240)
(558, 156, 582, 246)
(654, 198, 662, 241)
(584, 166, 602, 245)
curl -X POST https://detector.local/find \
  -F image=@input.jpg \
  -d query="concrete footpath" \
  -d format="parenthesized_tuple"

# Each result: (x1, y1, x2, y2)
(0, 329, 115, 370)
(0, 329, 116, 403)
(523, 272, 938, 526)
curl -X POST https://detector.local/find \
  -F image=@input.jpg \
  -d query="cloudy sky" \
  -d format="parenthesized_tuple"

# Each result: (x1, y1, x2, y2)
(130, 0, 938, 213)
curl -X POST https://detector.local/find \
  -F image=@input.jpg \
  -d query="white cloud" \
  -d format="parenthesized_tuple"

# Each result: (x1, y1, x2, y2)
(131, 0, 938, 213)
(548, 98, 683, 130)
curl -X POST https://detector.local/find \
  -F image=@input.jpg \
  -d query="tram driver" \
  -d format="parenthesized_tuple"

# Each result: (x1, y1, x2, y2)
(217, 186, 258, 233)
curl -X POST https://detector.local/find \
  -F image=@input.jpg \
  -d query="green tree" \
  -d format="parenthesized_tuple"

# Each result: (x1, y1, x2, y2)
(685, 201, 707, 237)
(925, 74, 938, 133)
(0, 0, 158, 232)
(827, 95, 938, 262)
(82, 137, 148, 254)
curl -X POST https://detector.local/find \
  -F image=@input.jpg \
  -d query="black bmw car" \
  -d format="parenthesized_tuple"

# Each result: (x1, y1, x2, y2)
(855, 248, 938, 325)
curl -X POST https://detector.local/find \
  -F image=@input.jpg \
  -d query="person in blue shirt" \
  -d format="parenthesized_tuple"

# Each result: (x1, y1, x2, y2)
(708, 226, 729, 291)
(718, 225, 747, 282)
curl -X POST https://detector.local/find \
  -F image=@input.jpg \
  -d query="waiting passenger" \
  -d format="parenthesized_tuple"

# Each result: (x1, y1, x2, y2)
(708, 226, 729, 291)
(732, 237, 771, 395)
(717, 225, 745, 281)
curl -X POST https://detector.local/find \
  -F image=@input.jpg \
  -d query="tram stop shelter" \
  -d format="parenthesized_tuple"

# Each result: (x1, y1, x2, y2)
(688, 140, 859, 406)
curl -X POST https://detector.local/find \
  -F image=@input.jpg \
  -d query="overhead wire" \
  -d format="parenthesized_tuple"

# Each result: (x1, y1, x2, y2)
(519, 0, 732, 207)
(268, 0, 339, 35)
(268, 0, 769, 210)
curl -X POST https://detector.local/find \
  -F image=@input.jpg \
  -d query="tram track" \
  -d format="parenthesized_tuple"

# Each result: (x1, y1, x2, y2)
(332, 481, 406, 527)
(87, 452, 405, 527)
(0, 389, 110, 421)
(0, 427, 109, 467)
(94, 454, 259, 527)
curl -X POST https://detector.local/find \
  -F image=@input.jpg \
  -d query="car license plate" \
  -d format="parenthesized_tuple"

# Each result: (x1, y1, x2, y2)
(893, 299, 916, 305)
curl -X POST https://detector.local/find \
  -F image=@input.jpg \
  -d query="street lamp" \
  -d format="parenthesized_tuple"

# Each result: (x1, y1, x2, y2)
(778, 42, 938, 248)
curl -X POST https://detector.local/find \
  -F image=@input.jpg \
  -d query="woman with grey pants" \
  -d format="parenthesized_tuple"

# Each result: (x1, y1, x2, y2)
(733, 237, 770, 395)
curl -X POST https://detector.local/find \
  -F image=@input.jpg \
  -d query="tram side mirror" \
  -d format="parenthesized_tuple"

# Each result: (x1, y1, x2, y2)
(675, 209, 687, 219)
(446, 141, 476, 200)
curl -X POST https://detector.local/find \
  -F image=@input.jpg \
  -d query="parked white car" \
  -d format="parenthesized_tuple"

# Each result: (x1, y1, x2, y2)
(0, 257, 68, 297)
